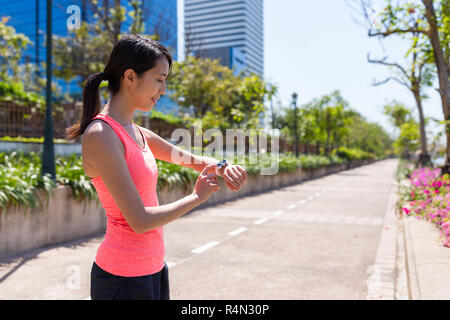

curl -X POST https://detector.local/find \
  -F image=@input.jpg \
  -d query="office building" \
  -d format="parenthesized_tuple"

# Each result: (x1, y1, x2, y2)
(184, 0, 264, 77)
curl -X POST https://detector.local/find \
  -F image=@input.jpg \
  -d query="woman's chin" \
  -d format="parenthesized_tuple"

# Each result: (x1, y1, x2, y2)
(138, 103, 155, 112)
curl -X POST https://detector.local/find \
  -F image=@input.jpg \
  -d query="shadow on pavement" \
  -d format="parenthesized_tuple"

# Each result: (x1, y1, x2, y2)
(0, 232, 104, 284)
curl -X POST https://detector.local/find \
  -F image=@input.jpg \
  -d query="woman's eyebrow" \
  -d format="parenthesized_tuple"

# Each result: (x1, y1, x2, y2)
(157, 73, 168, 77)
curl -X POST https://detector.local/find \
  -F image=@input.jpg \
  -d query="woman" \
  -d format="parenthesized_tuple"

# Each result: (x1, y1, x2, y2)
(66, 34, 247, 300)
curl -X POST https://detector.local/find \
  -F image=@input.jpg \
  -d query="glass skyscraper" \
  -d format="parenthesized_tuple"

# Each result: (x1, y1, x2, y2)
(184, 0, 264, 77)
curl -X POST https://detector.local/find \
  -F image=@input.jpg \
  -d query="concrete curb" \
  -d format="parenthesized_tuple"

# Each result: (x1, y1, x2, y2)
(402, 213, 422, 300)
(366, 179, 399, 300)
(402, 214, 450, 300)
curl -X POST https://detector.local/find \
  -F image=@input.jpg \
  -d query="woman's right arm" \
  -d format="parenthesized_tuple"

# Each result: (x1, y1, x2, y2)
(83, 122, 219, 234)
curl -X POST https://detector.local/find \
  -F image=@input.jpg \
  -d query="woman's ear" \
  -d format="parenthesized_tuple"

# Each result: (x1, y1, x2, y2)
(123, 69, 137, 89)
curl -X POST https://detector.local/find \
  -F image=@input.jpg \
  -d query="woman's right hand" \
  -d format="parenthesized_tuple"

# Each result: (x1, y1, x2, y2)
(192, 164, 220, 203)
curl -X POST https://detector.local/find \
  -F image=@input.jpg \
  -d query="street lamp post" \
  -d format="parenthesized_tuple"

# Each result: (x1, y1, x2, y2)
(41, 0, 55, 180)
(292, 92, 299, 158)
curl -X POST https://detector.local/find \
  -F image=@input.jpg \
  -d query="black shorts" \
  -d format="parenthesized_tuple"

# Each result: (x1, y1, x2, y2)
(90, 261, 170, 300)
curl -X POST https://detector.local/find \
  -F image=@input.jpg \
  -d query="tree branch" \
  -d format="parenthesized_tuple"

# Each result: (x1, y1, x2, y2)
(372, 76, 409, 88)
(367, 53, 409, 79)
(368, 28, 429, 38)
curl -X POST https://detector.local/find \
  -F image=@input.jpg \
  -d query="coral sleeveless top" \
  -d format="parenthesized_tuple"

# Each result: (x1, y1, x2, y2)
(88, 113, 164, 277)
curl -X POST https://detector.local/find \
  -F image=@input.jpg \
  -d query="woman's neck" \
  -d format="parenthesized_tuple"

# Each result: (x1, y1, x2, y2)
(101, 93, 135, 126)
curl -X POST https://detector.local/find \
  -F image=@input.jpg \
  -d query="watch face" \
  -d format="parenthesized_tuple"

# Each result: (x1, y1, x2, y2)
(217, 160, 227, 167)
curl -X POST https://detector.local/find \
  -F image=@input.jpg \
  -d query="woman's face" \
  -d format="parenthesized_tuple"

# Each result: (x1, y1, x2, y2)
(128, 57, 170, 112)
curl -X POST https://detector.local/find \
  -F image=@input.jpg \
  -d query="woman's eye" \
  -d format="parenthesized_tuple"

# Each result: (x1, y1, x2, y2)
(157, 80, 164, 83)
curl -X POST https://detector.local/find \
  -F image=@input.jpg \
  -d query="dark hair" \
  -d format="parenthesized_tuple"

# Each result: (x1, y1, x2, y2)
(66, 34, 172, 140)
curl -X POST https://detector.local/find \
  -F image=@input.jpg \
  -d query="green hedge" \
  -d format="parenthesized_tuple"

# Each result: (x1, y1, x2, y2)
(0, 149, 373, 212)
(333, 147, 377, 162)
(149, 110, 184, 126)
(0, 136, 70, 144)
(0, 80, 45, 108)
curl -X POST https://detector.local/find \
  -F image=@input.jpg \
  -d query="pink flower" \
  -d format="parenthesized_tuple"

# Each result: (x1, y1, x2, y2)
(403, 207, 411, 215)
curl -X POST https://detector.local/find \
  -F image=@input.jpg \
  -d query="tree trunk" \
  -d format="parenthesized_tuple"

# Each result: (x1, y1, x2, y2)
(422, 0, 450, 173)
(413, 89, 431, 167)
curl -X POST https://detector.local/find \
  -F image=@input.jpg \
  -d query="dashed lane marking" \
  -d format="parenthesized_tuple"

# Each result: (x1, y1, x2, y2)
(191, 241, 220, 254)
(228, 227, 248, 237)
(254, 217, 269, 225)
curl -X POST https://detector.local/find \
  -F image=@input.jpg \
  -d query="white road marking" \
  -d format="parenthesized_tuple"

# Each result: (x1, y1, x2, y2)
(355, 217, 371, 225)
(166, 261, 177, 268)
(303, 214, 318, 222)
(274, 210, 285, 216)
(369, 217, 384, 226)
(191, 241, 220, 254)
(315, 192, 321, 197)
(329, 215, 345, 223)
(297, 200, 307, 205)
(343, 216, 357, 224)
(228, 227, 248, 237)
(316, 215, 331, 223)
(286, 204, 297, 210)
(307, 196, 315, 201)
(254, 217, 269, 225)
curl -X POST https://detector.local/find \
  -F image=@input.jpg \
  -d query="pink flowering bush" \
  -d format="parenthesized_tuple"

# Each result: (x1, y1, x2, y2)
(401, 167, 450, 248)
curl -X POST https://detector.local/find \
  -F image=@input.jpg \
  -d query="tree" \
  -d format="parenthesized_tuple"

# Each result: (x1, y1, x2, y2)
(168, 56, 231, 120)
(167, 56, 271, 129)
(367, 32, 434, 166)
(357, 0, 450, 171)
(0, 17, 31, 82)
(274, 91, 392, 156)
(383, 101, 420, 159)
(346, 116, 394, 157)
(312, 91, 351, 155)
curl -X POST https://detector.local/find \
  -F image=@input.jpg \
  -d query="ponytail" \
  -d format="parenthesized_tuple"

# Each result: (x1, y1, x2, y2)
(65, 72, 107, 140)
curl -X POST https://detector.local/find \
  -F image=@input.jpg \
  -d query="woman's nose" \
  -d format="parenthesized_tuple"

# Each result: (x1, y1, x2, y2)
(159, 82, 166, 95)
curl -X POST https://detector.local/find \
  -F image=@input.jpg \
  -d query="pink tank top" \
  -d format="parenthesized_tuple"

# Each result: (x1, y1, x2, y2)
(88, 113, 164, 277)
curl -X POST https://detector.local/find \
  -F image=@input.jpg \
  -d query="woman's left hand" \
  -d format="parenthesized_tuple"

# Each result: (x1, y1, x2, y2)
(216, 163, 247, 191)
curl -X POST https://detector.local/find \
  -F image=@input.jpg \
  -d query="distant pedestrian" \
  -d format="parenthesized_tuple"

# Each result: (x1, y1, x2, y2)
(66, 34, 247, 300)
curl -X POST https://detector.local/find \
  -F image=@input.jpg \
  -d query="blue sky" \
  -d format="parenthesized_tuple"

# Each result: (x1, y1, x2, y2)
(177, 0, 443, 140)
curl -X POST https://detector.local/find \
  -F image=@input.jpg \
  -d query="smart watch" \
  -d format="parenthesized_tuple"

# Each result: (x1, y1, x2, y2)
(216, 159, 228, 168)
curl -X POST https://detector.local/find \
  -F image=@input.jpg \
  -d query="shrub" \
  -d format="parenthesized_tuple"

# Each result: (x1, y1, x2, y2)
(400, 166, 450, 248)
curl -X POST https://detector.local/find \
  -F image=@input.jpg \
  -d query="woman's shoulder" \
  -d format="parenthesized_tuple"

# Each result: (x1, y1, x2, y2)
(82, 119, 124, 155)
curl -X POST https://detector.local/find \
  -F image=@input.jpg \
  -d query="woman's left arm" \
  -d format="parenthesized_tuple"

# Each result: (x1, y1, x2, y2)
(138, 125, 247, 191)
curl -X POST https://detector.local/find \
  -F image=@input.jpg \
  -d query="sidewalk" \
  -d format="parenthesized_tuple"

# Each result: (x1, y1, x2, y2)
(400, 213, 450, 300)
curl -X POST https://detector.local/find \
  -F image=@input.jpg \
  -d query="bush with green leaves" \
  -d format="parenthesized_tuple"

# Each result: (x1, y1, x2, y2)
(333, 147, 376, 162)
(0, 136, 70, 144)
(0, 80, 45, 108)
(0, 149, 373, 212)
(0, 151, 55, 213)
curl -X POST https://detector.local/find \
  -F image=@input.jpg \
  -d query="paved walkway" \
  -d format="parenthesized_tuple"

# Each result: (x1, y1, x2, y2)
(0, 159, 399, 299)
